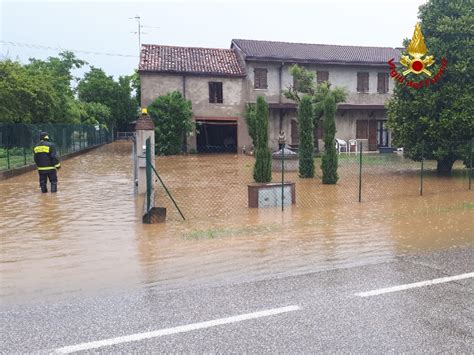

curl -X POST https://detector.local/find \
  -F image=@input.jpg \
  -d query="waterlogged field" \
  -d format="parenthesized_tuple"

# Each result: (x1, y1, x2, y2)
(0, 142, 472, 304)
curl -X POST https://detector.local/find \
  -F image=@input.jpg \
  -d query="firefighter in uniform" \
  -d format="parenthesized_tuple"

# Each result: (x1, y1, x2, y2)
(33, 132, 61, 193)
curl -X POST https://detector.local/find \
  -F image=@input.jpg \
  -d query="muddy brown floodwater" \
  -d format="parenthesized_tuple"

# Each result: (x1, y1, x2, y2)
(0, 142, 473, 305)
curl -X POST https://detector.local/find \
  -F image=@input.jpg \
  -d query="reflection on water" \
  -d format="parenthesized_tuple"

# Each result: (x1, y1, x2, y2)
(0, 142, 473, 305)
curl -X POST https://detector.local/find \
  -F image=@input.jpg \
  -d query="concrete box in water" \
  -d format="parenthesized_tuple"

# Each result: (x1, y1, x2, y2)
(248, 182, 296, 208)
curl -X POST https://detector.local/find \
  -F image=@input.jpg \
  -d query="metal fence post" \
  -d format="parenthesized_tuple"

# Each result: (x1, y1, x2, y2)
(6, 148, 10, 170)
(149, 157, 186, 221)
(420, 140, 424, 196)
(281, 145, 284, 212)
(358, 141, 362, 202)
(145, 137, 152, 223)
(23, 147, 27, 165)
(469, 138, 473, 190)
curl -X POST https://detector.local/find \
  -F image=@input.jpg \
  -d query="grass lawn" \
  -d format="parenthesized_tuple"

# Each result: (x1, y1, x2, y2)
(0, 153, 34, 171)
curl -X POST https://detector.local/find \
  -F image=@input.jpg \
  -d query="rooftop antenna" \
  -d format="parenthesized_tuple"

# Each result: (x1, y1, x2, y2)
(129, 16, 160, 55)
(129, 15, 143, 54)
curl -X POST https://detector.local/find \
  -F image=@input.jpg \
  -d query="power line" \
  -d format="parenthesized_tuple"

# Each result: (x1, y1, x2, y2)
(0, 40, 139, 58)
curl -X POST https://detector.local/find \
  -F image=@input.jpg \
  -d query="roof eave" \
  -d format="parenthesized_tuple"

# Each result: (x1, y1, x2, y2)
(138, 69, 246, 78)
(338, 104, 386, 110)
(244, 57, 399, 66)
(266, 103, 387, 110)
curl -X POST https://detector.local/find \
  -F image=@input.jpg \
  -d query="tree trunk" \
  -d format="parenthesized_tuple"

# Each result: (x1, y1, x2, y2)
(436, 157, 456, 174)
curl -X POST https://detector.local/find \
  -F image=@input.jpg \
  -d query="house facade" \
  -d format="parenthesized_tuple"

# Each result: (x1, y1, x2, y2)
(139, 39, 401, 153)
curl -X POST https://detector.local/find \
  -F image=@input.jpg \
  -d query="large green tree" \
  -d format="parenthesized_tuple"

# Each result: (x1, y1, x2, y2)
(76, 102, 112, 126)
(0, 52, 86, 123)
(27, 51, 86, 123)
(148, 91, 194, 156)
(253, 96, 272, 183)
(387, 0, 474, 173)
(0, 60, 59, 123)
(77, 67, 138, 131)
(1, 51, 138, 130)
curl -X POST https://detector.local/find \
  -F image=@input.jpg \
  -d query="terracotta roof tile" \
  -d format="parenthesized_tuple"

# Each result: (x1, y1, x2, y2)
(139, 44, 246, 77)
(232, 39, 401, 65)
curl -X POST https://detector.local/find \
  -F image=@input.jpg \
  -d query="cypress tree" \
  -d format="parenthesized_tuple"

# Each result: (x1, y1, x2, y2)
(244, 103, 257, 147)
(321, 95, 338, 184)
(298, 95, 315, 178)
(253, 96, 272, 183)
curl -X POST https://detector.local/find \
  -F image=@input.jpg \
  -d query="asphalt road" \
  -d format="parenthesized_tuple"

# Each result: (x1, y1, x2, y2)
(1, 246, 473, 353)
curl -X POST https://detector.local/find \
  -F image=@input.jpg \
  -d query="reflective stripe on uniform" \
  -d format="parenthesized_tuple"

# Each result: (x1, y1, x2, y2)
(34, 145, 50, 153)
(37, 166, 56, 171)
(54, 164, 61, 168)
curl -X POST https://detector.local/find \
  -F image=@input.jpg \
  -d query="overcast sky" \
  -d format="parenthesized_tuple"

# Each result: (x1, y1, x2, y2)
(1, 0, 427, 79)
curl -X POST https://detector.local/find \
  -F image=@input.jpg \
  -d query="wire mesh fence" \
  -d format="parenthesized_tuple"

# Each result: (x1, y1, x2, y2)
(0, 123, 112, 170)
(149, 140, 472, 221)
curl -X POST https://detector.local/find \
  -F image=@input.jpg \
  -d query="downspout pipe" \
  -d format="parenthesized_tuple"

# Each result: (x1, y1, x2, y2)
(279, 62, 284, 130)
(182, 75, 186, 99)
(182, 75, 187, 152)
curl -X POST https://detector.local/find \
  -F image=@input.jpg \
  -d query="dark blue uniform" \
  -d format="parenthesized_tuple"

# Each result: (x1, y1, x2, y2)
(33, 136, 61, 193)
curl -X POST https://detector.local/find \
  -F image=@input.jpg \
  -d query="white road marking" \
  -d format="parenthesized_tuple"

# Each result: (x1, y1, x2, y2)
(53, 305, 300, 353)
(355, 272, 474, 297)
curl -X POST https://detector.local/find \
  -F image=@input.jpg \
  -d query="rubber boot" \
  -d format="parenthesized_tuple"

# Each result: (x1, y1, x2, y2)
(51, 183, 57, 193)
(40, 184, 48, 193)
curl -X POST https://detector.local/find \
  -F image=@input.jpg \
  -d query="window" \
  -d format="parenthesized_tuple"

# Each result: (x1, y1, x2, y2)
(357, 72, 369, 93)
(209, 82, 223, 103)
(254, 68, 267, 89)
(377, 72, 389, 93)
(317, 71, 329, 84)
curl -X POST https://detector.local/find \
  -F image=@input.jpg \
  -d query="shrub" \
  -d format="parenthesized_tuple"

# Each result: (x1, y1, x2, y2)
(148, 91, 193, 156)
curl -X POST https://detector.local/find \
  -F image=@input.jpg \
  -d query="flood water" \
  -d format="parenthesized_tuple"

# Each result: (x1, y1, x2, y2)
(0, 142, 473, 305)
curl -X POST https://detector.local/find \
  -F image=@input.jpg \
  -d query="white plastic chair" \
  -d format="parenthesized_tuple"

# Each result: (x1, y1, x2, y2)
(348, 139, 358, 155)
(335, 138, 348, 154)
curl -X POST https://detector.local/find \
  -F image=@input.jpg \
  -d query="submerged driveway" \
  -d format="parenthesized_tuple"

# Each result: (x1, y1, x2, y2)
(1, 142, 473, 306)
(0, 142, 473, 351)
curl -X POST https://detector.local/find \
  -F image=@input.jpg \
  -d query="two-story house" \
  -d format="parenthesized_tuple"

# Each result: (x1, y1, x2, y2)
(140, 45, 247, 153)
(139, 39, 401, 153)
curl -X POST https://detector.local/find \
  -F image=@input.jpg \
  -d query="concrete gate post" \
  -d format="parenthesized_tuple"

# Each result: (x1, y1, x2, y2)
(135, 109, 155, 194)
